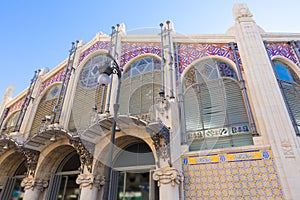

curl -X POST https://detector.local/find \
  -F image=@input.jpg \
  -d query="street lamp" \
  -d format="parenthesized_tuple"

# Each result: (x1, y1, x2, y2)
(98, 52, 122, 200)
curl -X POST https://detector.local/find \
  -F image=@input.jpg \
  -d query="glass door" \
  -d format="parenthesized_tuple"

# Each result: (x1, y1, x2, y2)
(57, 174, 80, 200)
(117, 172, 150, 200)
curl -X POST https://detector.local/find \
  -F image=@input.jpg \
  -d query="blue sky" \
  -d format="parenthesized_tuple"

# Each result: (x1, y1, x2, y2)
(1, 0, 300, 103)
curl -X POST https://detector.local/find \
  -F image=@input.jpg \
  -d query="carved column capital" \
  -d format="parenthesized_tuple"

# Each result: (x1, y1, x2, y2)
(76, 174, 105, 189)
(94, 175, 106, 189)
(153, 167, 182, 187)
(21, 177, 48, 192)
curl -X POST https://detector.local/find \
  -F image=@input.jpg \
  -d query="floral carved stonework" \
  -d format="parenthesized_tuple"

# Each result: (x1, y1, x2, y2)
(153, 167, 182, 187)
(21, 177, 48, 191)
(76, 174, 105, 189)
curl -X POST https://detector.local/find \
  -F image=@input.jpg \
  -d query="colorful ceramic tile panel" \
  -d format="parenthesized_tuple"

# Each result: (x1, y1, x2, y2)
(182, 149, 284, 200)
(79, 41, 110, 64)
(40, 68, 66, 94)
(266, 42, 299, 66)
(120, 42, 161, 68)
(7, 96, 26, 117)
(177, 43, 242, 74)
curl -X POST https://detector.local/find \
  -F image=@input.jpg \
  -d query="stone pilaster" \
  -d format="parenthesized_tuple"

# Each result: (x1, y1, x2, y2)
(233, 3, 300, 199)
(153, 167, 182, 200)
(21, 177, 48, 200)
(76, 174, 105, 200)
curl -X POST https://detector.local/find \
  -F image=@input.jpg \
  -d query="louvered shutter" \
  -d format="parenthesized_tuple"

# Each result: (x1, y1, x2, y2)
(282, 83, 300, 128)
(0, 177, 16, 200)
(45, 174, 62, 200)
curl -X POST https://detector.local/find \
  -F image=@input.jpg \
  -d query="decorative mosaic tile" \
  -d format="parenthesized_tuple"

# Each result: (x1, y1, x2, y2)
(177, 43, 242, 74)
(40, 68, 65, 93)
(79, 41, 110, 64)
(266, 42, 299, 67)
(120, 42, 161, 68)
(7, 96, 26, 117)
(182, 149, 284, 200)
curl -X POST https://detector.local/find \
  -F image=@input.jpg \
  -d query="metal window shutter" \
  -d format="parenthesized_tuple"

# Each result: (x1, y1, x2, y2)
(45, 174, 62, 200)
(282, 84, 300, 126)
(0, 177, 16, 200)
(70, 82, 107, 132)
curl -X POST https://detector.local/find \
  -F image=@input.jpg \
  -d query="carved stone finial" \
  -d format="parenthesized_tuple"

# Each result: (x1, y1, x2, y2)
(153, 167, 182, 187)
(21, 177, 48, 191)
(2, 85, 15, 105)
(233, 3, 253, 21)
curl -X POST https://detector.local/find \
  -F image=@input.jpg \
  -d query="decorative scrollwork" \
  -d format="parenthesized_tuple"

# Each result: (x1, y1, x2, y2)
(21, 177, 48, 191)
(69, 138, 94, 173)
(146, 121, 171, 166)
(76, 174, 105, 189)
(16, 147, 40, 177)
(153, 167, 182, 187)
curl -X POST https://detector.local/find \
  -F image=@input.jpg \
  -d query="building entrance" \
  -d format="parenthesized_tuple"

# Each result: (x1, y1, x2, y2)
(107, 138, 158, 200)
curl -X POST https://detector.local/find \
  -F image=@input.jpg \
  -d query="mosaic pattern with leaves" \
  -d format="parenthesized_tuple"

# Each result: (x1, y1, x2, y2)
(266, 42, 299, 67)
(79, 41, 110, 64)
(121, 42, 161, 68)
(40, 68, 65, 93)
(177, 43, 242, 74)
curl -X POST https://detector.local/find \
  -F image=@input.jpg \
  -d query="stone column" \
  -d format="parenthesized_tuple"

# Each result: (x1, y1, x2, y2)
(153, 167, 182, 200)
(21, 177, 48, 200)
(233, 3, 300, 199)
(76, 174, 105, 200)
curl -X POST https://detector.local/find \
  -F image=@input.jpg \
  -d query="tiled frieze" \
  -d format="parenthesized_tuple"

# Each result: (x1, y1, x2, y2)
(7, 96, 26, 116)
(266, 42, 299, 66)
(177, 43, 241, 74)
(40, 68, 65, 94)
(182, 149, 284, 200)
(120, 42, 161, 68)
(79, 41, 110, 64)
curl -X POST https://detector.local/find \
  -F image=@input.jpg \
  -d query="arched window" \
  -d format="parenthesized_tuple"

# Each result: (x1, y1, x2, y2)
(119, 56, 162, 121)
(274, 61, 300, 135)
(183, 59, 253, 151)
(30, 84, 63, 136)
(46, 151, 81, 200)
(69, 54, 108, 132)
(2, 111, 20, 134)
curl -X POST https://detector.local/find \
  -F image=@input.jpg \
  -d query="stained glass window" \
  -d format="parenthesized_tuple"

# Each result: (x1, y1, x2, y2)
(119, 56, 162, 121)
(123, 57, 161, 80)
(45, 84, 62, 101)
(79, 54, 108, 88)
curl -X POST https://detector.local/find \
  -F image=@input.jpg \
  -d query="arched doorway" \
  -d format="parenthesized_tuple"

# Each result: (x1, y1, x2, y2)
(43, 147, 81, 200)
(0, 153, 26, 200)
(107, 138, 158, 200)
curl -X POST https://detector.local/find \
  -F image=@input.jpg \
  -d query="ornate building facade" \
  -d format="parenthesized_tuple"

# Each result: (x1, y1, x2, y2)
(0, 3, 300, 200)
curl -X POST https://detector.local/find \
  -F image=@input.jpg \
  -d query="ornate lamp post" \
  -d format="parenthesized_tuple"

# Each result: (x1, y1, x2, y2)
(98, 52, 122, 200)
